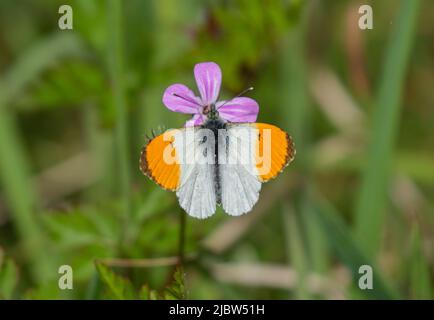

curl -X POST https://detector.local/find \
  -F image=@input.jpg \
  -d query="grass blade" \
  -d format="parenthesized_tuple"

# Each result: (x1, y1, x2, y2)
(282, 202, 309, 299)
(107, 0, 132, 245)
(408, 225, 432, 299)
(354, 0, 422, 257)
(312, 195, 398, 299)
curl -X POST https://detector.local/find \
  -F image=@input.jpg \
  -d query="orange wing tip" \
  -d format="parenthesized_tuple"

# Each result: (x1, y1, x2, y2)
(285, 133, 296, 166)
(139, 142, 160, 186)
(259, 134, 295, 182)
(139, 145, 147, 176)
(282, 132, 296, 169)
(139, 133, 180, 191)
(255, 124, 296, 182)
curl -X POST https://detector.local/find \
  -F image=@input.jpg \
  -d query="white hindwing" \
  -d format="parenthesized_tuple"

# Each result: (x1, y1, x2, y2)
(218, 124, 261, 216)
(174, 128, 217, 219)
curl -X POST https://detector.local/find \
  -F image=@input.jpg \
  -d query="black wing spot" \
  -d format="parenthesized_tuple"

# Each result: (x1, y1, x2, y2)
(199, 135, 207, 144)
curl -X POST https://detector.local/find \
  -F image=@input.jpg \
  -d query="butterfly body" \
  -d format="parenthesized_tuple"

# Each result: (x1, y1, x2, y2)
(200, 118, 226, 205)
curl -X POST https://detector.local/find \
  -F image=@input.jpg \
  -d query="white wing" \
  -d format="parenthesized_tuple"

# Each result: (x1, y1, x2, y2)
(218, 124, 261, 216)
(174, 128, 217, 219)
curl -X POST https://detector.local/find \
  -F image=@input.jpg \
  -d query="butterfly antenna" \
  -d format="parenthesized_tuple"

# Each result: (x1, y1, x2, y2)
(218, 87, 254, 109)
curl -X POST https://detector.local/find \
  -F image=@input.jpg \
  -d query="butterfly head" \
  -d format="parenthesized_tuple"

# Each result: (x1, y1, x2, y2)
(202, 103, 219, 120)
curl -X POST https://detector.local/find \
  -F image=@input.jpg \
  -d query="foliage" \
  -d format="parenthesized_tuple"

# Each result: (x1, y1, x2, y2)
(0, 0, 433, 300)
(96, 263, 185, 300)
(0, 255, 18, 299)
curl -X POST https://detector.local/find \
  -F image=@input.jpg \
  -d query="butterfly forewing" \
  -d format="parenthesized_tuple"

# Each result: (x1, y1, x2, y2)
(173, 127, 217, 219)
(218, 124, 262, 216)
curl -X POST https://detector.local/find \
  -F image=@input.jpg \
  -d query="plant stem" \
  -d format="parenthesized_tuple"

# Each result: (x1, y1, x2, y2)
(108, 0, 132, 246)
(96, 254, 197, 268)
(178, 208, 186, 266)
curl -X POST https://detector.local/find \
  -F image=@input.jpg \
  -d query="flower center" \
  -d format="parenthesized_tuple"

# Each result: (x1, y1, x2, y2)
(202, 105, 211, 115)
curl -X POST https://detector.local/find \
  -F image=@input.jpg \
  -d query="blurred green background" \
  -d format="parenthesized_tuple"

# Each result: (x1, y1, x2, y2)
(0, 0, 433, 299)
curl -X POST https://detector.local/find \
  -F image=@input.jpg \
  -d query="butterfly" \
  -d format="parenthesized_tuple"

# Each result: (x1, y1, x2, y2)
(140, 105, 295, 219)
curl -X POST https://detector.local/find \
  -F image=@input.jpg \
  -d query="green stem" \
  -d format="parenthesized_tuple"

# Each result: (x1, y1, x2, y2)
(108, 0, 132, 246)
(178, 209, 186, 266)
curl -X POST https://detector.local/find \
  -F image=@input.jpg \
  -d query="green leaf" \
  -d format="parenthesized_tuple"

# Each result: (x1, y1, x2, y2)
(0, 257, 19, 299)
(141, 266, 186, 300)
(163, 266, 186, 300)
(42, 211, 104, 248)
(95, 263, 136, 300)
(42, 207, 120, 251)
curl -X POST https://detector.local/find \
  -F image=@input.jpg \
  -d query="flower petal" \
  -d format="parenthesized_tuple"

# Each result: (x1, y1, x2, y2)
(185, 113, 205, 127)
(163, 84, 201, 113)
(194, 62, 222, 105)
(216, 97, 259, 123)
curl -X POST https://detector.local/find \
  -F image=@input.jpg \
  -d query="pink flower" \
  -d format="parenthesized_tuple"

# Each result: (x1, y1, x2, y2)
(162, 62, 259, 126)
